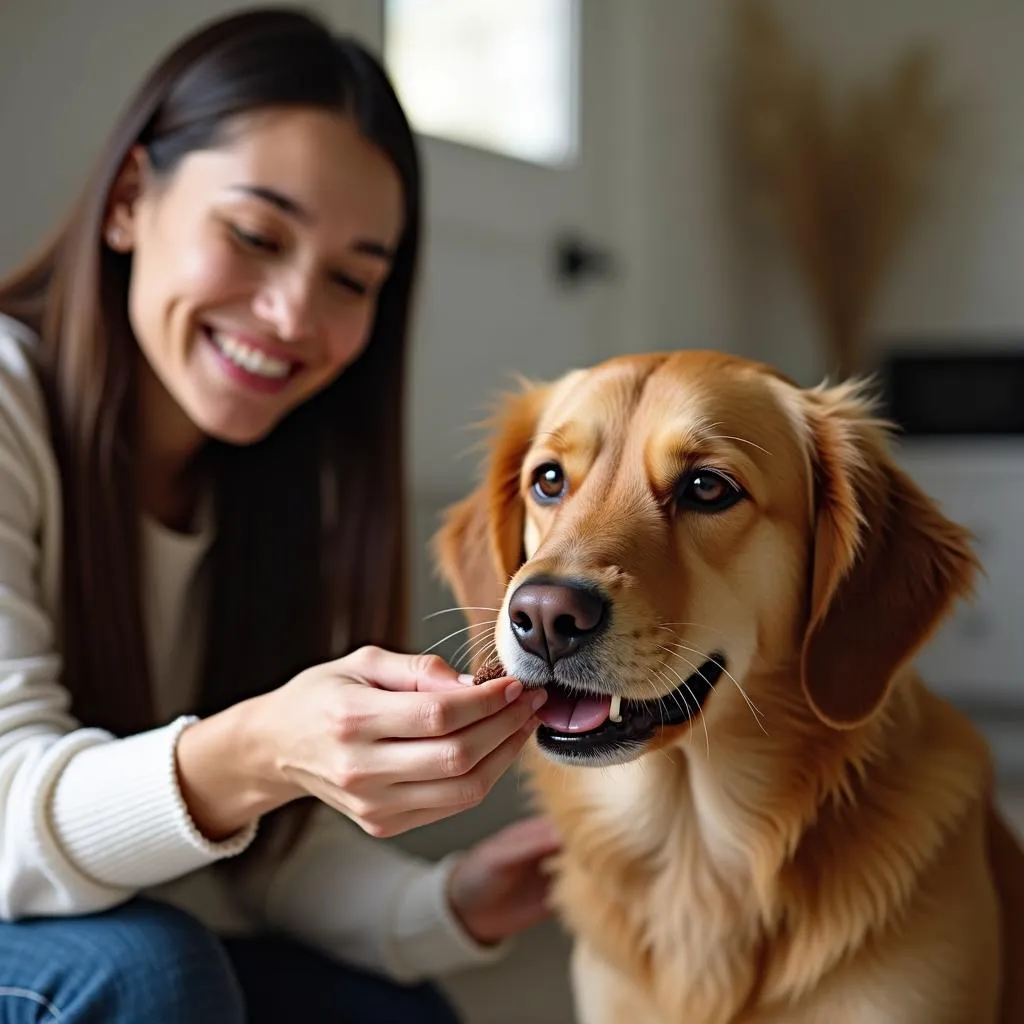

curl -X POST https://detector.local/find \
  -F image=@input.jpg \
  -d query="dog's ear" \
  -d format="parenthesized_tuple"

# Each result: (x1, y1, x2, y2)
(433, 383, 551, 641)
(799, 383, 979, 729)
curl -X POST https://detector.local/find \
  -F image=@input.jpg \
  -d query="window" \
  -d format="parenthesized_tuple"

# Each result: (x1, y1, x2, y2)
(383, 0, 578, 166)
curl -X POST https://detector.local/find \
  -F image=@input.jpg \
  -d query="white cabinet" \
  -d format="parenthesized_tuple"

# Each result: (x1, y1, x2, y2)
(894, 439, 1024, 708)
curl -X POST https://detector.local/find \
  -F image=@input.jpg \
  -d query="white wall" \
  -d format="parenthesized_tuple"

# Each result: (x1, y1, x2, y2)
(735, 0, 1024, 384)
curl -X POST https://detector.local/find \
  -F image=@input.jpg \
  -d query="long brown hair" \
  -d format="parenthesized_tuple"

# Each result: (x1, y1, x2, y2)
(0, 9, 421, 739)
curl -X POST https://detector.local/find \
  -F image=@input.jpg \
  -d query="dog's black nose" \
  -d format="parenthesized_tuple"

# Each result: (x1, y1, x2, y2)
(508, 580, 608, 665)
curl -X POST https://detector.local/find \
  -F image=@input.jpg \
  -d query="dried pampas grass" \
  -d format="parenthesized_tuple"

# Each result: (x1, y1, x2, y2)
(732, 0, 951, 376)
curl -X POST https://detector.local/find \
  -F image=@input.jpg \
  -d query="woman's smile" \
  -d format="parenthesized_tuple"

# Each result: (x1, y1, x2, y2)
(200, 324, 303, 396)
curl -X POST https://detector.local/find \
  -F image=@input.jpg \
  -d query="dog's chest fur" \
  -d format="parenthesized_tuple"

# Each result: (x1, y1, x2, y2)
(528, 748, 767, 1024)
(525, 690, 994, 1024)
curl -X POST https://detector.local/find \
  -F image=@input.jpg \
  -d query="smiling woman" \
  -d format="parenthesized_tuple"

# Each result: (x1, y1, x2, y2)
(0, 8, 560, 1024)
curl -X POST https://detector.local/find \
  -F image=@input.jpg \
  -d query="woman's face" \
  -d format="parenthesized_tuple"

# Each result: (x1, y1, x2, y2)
(106, 106, 404, 449)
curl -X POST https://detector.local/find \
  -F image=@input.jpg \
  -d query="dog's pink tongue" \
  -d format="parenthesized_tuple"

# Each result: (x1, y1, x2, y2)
(536, 690, 611, 732)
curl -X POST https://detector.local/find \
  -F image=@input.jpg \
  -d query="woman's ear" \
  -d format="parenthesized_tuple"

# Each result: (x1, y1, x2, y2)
(104, 145, 150, 252)
(433, 383, 551, 642)
(799, 383, 980, 729)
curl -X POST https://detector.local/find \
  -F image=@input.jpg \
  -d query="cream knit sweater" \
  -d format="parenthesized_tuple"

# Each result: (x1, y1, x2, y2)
(0, 313, 502, 981)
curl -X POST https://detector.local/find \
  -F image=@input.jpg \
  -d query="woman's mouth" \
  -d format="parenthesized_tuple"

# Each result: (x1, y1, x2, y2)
(203, 326, 301, 394)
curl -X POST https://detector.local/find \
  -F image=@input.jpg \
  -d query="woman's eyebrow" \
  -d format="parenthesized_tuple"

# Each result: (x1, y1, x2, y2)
(228, 184, 396, 260)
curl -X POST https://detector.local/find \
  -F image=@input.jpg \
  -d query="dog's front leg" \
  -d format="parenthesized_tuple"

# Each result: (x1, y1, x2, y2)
(570, 941, 661, 1024)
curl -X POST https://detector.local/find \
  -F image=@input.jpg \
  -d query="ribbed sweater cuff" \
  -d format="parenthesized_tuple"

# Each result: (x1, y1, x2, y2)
(49, 716, 257, 889)
(388, 853, 512, 979)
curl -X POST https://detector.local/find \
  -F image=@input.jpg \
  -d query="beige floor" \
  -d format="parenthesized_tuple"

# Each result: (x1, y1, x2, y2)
(442, 920, 575, 1024)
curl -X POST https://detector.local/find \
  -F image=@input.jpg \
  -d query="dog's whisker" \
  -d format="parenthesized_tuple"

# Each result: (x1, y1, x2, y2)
(662, 641, 768, 733)
(459, 634, 498, 673)
(683, 682, 711, 761)
(654, 668, 696, 754)
(650, 662, 687, 725)
(447, 623, 495, 667)
(466, 637, 498, 670)
(450, 621, 494, 653)
(656, 621, 731, 641)
(645, 671, 676, 729)
(657, 649, 710, 759)
(662, 641, 767, 737)
(451, 637, 494, 672)
(651, 666, 689, 727)
(702, 425, 773, 457)
(704, 435, 772, 457)
(420, 621, 494, 658)
(452, 632, 493, 671)
(663, 641, 751, 698)
(463, 630, 496, 657)
(659, 614, 733, 638)
(423, 606, 501, 621)
(659, 666, 703, 757)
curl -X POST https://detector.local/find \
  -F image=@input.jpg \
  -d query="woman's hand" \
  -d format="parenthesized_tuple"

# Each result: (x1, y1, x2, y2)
(204, 646, 546, 840)
(446, 816, 562, 946)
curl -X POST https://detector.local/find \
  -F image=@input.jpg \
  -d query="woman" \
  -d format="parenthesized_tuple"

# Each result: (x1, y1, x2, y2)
(0, 8, 556, 1022)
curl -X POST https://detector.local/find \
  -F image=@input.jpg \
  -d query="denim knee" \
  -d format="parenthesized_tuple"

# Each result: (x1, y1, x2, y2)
(0, 898, 245, 1024)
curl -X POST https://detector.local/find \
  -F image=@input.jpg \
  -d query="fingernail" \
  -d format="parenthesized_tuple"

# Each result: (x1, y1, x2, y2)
(458, 673, 475, 685)
(504, 681, 524, 703)
(531, 690, 548, 711)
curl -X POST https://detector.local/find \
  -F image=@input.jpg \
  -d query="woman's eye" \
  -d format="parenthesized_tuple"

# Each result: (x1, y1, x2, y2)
(676, 470, 744, 513)
(330, 272, 370, 297)
(231, 225, 279, 254)
(230, 225, 369, 297)
(531, 462, 567, 503)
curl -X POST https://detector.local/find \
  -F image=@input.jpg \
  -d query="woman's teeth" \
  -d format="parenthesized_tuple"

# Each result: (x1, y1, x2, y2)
(211, 331, 292, 379)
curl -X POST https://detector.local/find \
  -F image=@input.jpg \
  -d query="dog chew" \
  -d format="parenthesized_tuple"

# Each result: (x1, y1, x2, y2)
(472, 660, 506, 685)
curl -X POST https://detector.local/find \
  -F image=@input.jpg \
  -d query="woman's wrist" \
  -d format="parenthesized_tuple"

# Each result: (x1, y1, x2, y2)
(174, 696, 294, 841)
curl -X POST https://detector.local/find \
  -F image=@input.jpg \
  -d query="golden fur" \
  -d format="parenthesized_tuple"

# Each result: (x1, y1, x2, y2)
(434, 351, 1024, 1024)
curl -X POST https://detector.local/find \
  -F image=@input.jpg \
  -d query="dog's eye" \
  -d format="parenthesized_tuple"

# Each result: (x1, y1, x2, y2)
(532, 462, 567, 503)
(676, 470, 743, 513)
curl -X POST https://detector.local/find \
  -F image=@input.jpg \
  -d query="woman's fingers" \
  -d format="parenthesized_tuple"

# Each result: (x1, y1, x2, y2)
(370, 695, 543, 781)
(337, 646, 469, 692)
(284, 722, 535, 838)
(348, 674, 544, 741)
(473, 816, 562, 864)
(383, 721, 537, 814)
(337, 724, 536, 837)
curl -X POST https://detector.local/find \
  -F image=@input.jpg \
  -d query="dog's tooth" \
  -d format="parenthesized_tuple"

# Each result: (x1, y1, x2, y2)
(609, 695, 623, 723)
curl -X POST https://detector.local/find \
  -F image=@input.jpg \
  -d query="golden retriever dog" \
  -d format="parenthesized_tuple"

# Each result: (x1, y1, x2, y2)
(434, 350, 1024, 1024)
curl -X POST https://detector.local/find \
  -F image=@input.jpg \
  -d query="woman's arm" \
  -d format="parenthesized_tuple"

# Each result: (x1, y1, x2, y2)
(228, 803, 510, 983)
(173, 699, 286, 841)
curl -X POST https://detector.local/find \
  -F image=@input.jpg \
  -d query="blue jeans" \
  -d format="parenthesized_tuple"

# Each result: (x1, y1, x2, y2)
(0, 898, 462, 1023)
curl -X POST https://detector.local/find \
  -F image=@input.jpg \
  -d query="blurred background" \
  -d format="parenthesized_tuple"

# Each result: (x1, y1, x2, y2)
(2, 1, 1022, 1020)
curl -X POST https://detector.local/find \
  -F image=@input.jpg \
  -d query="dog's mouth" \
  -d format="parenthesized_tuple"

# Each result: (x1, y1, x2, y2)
(534, 654, 726, 760)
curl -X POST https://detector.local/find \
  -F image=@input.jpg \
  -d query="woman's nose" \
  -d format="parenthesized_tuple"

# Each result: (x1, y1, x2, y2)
(252, 273, 316, 342)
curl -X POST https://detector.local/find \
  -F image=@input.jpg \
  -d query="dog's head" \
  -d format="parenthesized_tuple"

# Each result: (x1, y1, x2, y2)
(435, 351, 978, 767)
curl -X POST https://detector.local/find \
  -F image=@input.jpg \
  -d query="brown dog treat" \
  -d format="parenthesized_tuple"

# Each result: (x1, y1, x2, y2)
(472, 660, 506, 685)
